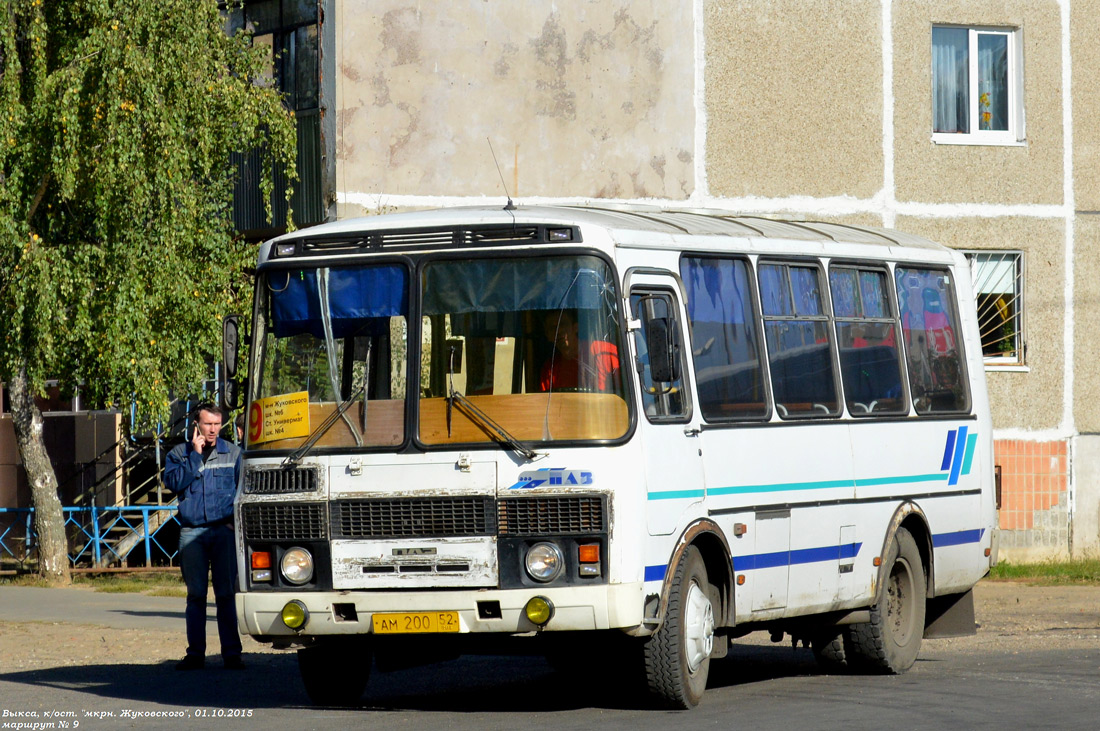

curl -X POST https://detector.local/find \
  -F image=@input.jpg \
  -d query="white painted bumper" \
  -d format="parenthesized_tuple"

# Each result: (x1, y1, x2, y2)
(237, 582, 646, 637)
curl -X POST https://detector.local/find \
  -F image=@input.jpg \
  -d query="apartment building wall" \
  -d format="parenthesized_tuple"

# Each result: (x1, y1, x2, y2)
(332, 1, 696, 212)
(326, 0, 1096, 559)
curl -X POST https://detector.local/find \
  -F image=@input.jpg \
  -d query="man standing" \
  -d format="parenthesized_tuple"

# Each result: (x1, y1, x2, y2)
(164, 402, 244, 670)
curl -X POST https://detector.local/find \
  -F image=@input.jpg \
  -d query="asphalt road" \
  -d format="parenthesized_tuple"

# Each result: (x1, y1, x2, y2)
(1, 584, 1098, 730)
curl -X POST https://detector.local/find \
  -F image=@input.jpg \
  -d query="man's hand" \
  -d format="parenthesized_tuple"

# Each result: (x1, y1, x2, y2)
(191, 426, 205, 453)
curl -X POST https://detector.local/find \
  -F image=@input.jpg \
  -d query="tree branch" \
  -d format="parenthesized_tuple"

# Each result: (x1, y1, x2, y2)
(27, 172, 50, 223)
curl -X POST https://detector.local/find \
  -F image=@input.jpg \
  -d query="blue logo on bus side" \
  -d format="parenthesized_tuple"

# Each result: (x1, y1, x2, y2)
(508, 468, 594, 490)
(941, 427, 977, 487)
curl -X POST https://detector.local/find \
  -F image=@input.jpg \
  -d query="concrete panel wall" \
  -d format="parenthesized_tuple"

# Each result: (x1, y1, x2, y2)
(1073, 216, 1100, 432)
(892, 1, 1064, 206)
(334, 1, 695, 212)
(703, 0, 884, 199)
(895, 215, 1065, 431)
(1072, 0, 1100, 211)
(1073, 436, 1100, 557)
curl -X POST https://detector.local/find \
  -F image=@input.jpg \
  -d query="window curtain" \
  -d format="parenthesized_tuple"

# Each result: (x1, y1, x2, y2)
(932, 27, 969, 133)
(978, 34, 1009, 131)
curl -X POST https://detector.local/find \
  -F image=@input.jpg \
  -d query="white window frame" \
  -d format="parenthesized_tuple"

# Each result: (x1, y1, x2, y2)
(963, 250, 1025, 369)
(932, 26, 1025, 146)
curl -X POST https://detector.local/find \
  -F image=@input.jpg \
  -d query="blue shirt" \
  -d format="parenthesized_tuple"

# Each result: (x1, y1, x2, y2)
(164, 437, 243, 527)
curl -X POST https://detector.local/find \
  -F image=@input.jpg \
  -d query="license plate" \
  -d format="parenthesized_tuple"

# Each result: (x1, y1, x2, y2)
(371, 611, 460, 634)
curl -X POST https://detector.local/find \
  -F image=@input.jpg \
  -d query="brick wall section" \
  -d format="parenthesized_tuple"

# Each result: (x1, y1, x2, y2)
(995, 439, 1070, 551)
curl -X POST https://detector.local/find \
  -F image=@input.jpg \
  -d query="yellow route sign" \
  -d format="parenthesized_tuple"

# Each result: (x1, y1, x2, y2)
(247, 391, 310, 446)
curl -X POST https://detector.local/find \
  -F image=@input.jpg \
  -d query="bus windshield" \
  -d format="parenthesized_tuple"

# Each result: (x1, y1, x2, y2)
(249, 263, 410, 451)
(418, 255, 629, 446)
(247, 254, 629, 452)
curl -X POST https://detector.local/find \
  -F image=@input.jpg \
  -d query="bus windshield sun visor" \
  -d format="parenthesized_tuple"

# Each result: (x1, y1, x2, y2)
(422, 259, 605, 315)
(269, 265, 408, 339)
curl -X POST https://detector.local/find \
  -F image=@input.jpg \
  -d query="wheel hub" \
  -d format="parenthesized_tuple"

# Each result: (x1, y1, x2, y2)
(684, 581, 715, 673)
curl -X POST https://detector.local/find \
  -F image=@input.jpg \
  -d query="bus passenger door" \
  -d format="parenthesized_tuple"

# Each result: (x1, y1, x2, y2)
(628, 282, 705, 536)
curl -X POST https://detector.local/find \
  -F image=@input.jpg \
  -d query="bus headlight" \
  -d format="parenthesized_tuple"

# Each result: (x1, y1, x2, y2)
(524, 542, 564, 583)
(281, 547, 314, 585)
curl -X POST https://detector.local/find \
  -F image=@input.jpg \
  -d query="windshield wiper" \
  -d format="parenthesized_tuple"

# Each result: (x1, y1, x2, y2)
(445, 342, 540, 462)
(283, 382, 364, 466)
(448, 389, 540, 461)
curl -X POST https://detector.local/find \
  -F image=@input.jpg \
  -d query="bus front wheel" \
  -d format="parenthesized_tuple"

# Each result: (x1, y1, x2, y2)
(643, 545, 715, 709)
(297, 639, 372, 707)
(846, 526, 926, 673)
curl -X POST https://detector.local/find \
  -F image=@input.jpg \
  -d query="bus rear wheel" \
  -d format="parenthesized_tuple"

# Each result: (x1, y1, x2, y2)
(643, 545, 715, 709)
(297, 639, 372, 707)
(846, 527, 926, 673)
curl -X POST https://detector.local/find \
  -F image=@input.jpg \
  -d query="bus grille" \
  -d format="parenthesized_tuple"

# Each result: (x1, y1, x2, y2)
(241, 503, 327, 541)
(498, 496, 607, 535)
(331, 497, 495, 539)
(245, 467, 319, 494)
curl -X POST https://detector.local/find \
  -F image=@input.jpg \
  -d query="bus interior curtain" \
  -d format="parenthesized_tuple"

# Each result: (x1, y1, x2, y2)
(270, 265, 408, 338)
(421, 259, 604, 315)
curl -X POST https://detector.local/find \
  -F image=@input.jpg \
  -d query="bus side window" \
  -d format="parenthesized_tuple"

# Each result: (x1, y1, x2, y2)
(679, 256, 769, 421)
(895, 267, 970, 414)
(759, 262, 839, 418)
(829, 267, 907, 415)
(630, 291, 690, 421)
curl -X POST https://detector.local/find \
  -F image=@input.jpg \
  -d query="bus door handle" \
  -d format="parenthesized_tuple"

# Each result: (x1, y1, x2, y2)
(683, 427, 701, 437)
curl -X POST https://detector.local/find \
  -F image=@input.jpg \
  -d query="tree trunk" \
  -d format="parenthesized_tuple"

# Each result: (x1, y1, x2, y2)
(7, 361, 71, 585)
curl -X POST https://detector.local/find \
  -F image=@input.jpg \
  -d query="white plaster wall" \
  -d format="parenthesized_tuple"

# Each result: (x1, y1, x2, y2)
(1072, 436, 1100, 556)
(334, 1, 696, 212)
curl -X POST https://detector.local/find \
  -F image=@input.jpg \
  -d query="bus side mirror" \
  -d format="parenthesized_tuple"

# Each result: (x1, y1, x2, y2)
(646, 317, 680, 383)
(222, 377, 241, 413)
(223, 315, 241, 379)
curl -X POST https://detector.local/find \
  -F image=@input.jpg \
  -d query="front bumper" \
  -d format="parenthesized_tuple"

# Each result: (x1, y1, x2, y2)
(237, 582, 646, 638)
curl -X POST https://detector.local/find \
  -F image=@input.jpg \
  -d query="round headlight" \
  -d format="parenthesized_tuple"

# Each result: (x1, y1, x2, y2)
(524, 542, 564, 583)
(281, 600, 309, 630)
(281, 547, 314, 585)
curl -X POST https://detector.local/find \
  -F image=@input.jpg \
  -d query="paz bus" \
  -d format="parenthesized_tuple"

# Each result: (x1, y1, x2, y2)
(227, 205, 997, 709)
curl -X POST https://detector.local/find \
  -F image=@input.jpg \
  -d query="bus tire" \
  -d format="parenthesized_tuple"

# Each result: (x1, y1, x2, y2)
(810, 629, 849, 673)
(846, 527, 926, 673)
(643, 545, 715, 709)
(297, 639, 372, 707)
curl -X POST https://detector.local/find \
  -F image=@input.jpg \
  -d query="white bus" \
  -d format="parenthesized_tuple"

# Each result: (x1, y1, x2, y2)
(229, 205, 997, 709)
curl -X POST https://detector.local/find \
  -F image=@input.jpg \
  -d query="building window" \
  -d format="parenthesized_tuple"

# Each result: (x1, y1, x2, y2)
(964, 251, 1024, 366)
(932, 26, 1023, 145)
(228, 0, 324, 234)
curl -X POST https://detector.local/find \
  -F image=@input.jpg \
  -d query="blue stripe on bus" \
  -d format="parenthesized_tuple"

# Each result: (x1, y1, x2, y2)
(941, 429, 957, 471)
(733, 542, 862, 571)
(646, 530, 985, 582)
(644, 564, 668, 582)
(645, 541, 863, 581)
(949, 426, 968, 486)
(932, 528, 985, 547)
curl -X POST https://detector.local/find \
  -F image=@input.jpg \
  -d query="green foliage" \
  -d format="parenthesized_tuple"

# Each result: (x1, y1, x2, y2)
(0, 0, 296, 427)
(988, 559, 1100, 586)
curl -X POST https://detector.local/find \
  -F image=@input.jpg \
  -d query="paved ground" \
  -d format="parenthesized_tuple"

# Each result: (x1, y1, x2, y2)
(0, 580, 1098, 730)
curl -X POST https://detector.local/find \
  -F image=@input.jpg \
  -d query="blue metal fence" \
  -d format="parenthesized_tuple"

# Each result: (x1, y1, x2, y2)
(0, 506, 180, 570)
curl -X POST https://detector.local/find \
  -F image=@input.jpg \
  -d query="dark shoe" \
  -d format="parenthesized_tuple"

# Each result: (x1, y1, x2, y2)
(176, 655, 205, 671)
(223, 655, 246, 670)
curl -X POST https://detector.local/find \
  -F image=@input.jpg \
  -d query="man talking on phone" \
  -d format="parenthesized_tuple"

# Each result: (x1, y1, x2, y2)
(164, 402, 244, 670)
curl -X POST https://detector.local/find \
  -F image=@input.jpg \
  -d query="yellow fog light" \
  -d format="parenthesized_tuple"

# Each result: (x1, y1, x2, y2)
(281, 600, 310, 630)
(524, 596, 554, 627)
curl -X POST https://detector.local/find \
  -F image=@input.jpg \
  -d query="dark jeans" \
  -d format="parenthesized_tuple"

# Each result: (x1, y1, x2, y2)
(179, 523, 242, 659)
